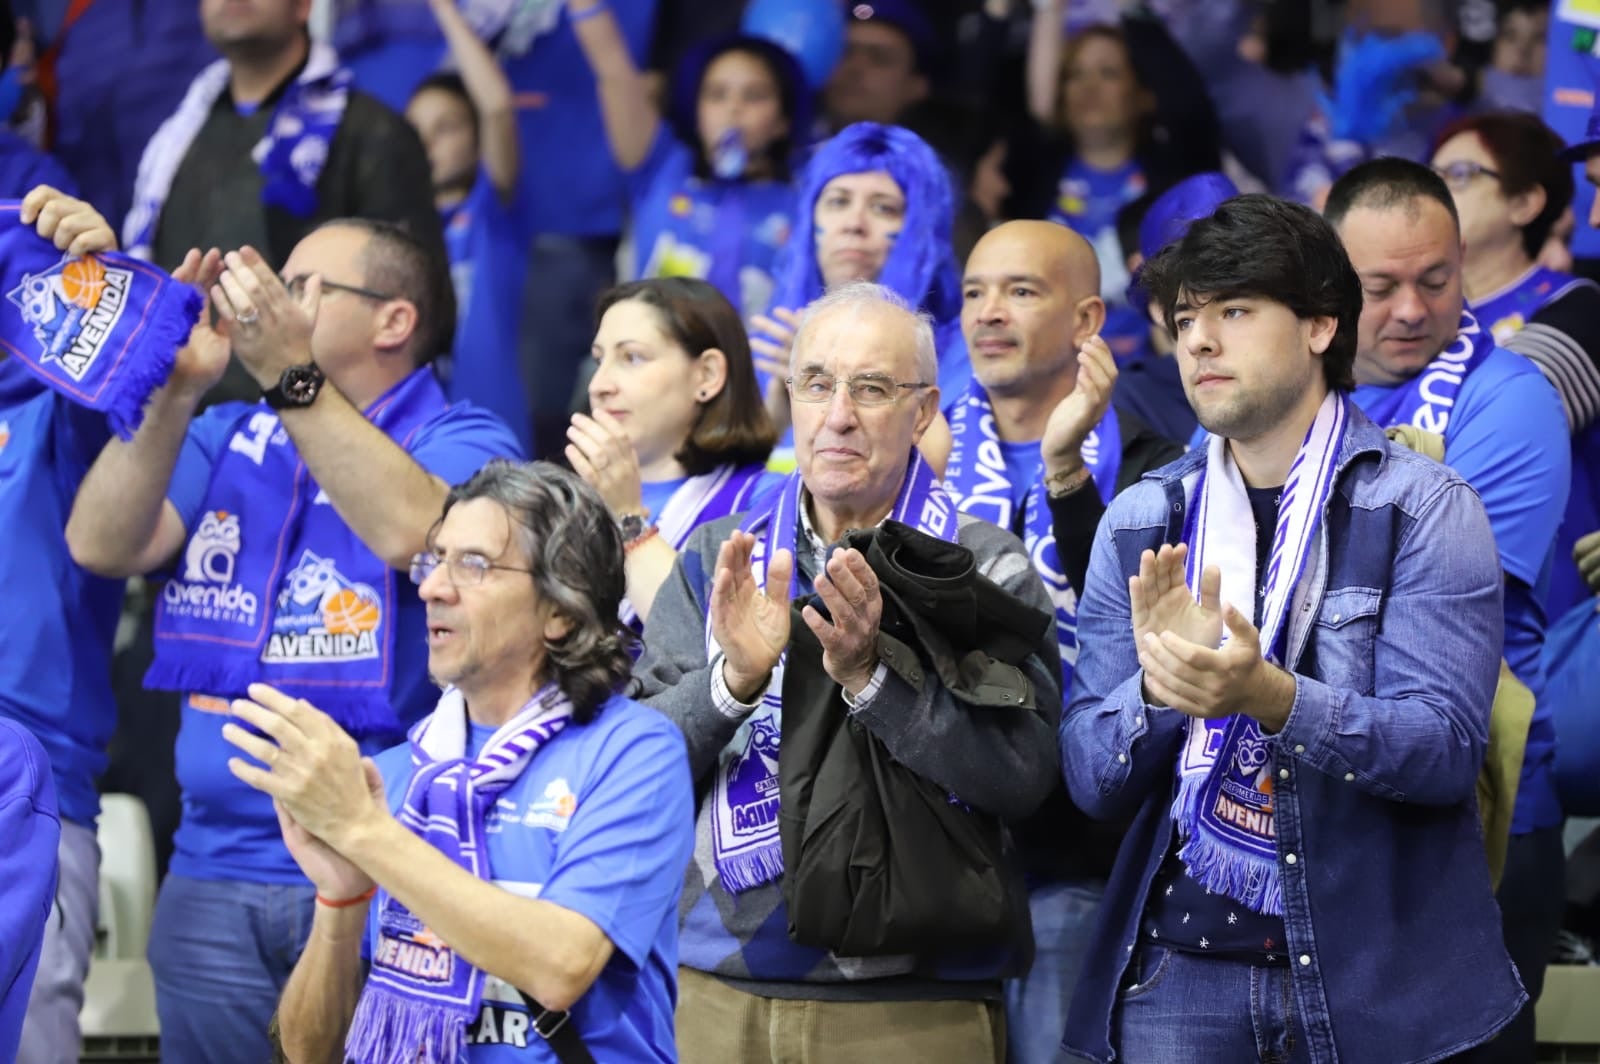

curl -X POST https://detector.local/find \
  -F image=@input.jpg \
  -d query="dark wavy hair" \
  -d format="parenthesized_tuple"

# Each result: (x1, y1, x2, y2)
(1140, 193, 1364, 391)
(437, 461, 634, 723)
(594, 277, 777, 474)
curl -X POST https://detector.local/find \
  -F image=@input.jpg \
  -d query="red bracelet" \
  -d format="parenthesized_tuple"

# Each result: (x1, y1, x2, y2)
(623, 525, 659, 554)
(316, 887, 376, 909)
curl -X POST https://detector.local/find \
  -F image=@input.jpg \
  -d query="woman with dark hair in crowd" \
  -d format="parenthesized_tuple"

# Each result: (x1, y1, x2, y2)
(568, 0, 808, 320)
(567, 277, 778, 625)
(1430, 110, 1600, 622)
(1022, 7, 1222, 358)
(749, 121, 963, 456)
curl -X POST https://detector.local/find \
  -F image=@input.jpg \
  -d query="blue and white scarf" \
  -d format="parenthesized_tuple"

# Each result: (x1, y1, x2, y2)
(346, 683, 574, 1064)
(1171, 391, 1350, 916)
(708, 450, 956, 893)
(122, 42, 351, 260)
(620, 462, 770, 628)
(1358, 309, 1494, 435)
(145, 368, 448, 739)
(943, 382, 1120, 686)
(0, 203, 201, 438)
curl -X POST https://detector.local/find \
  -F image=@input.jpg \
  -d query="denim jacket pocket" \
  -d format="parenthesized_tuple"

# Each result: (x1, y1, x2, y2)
(1307, 586, 1383, 696)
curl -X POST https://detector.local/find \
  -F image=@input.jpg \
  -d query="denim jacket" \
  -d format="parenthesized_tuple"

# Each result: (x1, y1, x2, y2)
(1059, 409, 1526, 1064)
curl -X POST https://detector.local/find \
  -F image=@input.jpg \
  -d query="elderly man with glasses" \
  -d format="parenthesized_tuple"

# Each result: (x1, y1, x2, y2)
(636, 280, 1061, 1063)
(63, 217, 523, 1062)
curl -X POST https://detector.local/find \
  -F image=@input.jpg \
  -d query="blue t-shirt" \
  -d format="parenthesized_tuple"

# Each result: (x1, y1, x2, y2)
(0, 130, 77, 201)
(504, 0, 658, 237)
(998, 437, 1042, 522)
(639, 477, 688, 524)
(165, 396, 525, 882)
(0, 718, 59, 1064)
(1046, 158, 1146, 308)
(0, 363, 122, 827)
(443, 170, 533, 455)
(628, 130, 792, 321)
(370, 694, 693, 1063)
(1352, 347, 1571, 833)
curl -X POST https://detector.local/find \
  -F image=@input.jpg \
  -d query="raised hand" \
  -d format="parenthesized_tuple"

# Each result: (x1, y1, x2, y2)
(168, 247, 230, 396)
(212, 246, 320, 389)
(1042, 334, 1118, 477)
(1575, 529, 1600, 596)
(1137, 601, 1297, 730)
(273, 789, 375, 903)
(752, 306, 801, 432)
(803, 547, 883, 695)
(20, 185, 117, 256)
(565, 410, 645, 517)
(710, 530, 794, 702)
(1130, 543, 1223, 659)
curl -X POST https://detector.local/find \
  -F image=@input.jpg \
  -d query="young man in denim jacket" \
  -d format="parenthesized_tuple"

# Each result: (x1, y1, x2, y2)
(1058, 194, 1524, 1064)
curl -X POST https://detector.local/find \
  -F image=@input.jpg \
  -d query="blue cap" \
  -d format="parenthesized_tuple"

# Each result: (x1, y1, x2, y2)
(1126, 172, 1239, 306)
(844, 0, 936, 73)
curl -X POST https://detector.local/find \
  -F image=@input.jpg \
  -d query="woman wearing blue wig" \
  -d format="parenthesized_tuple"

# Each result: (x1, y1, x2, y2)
(751, 121, 964, 448)
(569, 0, 807, 319)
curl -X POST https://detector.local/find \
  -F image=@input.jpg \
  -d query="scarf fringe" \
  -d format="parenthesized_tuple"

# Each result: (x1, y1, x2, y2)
(345, 983, 468, 1064)
(716, 842, 786, 895)
(107, 281, 201, 439)
(1171, 714, 1284, 918)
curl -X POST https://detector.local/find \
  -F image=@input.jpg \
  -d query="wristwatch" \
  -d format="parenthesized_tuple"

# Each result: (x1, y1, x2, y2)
(619, 511, 652, 545)
(263, 363, 326, 409)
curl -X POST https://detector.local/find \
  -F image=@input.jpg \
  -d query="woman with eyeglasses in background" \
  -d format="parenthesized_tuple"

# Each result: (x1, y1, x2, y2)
(567, 277, 779, 626)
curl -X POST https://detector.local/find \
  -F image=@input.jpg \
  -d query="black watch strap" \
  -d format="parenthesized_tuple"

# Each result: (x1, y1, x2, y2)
(263, 363, 325, 409)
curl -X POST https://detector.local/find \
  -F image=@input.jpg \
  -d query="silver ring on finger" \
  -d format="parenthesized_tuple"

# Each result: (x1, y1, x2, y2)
(236, 307, 260, 326)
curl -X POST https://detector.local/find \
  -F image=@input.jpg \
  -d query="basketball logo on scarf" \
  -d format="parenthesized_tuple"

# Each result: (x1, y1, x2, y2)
(264, 549, 383, 664)
(6, 254, 132, 382)
(164, 510, 260, 625)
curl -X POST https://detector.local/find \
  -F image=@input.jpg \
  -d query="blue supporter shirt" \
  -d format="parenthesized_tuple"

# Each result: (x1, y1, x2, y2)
(1047, 158, 1146, 310)
(0, 363, 122, 828)
(164, 397, 524, 882)
(998, 437, 1042, 518)
(370, 693, 693, 1063)
(504, 0, 658, 237)
(0, 718, 59, 1064)
(443, 170, 534, 454)
(0, 130, 77, 200)
(639, 477, 688, 524)
(628, 130, 792, 321)
(1352, 347, 1571, 834)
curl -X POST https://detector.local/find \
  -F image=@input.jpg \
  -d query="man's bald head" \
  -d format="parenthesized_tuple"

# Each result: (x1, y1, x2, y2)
(969, 220, 1101, 304)
(960, 220, 1106, 399)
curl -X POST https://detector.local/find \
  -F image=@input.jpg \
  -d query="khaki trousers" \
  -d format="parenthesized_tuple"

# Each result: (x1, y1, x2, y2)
(675, 966, 1007, 1064)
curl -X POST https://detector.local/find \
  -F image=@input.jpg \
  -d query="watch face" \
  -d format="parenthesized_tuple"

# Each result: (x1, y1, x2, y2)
(281, 365, 324, 405)
(620, 514, 646, 541)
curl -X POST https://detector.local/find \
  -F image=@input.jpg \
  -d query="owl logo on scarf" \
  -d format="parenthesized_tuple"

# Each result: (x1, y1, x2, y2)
(7, 254, 133, 382)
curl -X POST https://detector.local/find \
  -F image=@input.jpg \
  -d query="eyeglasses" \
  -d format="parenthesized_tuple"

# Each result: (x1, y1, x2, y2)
(1432, 160, 1501, 191)
(284, 274, 397, 303)
(410, 551, 534, 588)
(786, 372, 931, 407)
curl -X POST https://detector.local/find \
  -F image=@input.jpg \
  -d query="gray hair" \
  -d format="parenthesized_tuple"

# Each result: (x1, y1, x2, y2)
(789, 280, 939, 386)
(437, 460, 634, 721)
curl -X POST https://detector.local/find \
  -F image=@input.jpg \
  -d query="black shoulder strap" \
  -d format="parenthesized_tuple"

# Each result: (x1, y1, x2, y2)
(515, 989, 596, 1064)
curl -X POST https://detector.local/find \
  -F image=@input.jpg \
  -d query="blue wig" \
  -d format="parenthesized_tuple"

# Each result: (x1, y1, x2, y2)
(768, 122, 960, 324)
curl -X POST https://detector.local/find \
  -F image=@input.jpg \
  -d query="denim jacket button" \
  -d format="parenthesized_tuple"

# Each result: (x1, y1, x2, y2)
(1294, 744, 1306, 754)
(1117, 752, 1128, 764)
(1134, 715, 1144, 728)
(1332, 613, 1342, 623)
(1278, 768, 1289, 780)
(1285, 853, 1298, 865)
(1299, 954, 1311, 966)
(1344, 772, 1356, 782)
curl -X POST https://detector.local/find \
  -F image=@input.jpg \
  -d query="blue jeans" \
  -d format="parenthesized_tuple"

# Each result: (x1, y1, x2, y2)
(148, 875, 316, 1064)
(1112, 947, 1310, 1064)
(1005, 879, 1103, 1064)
